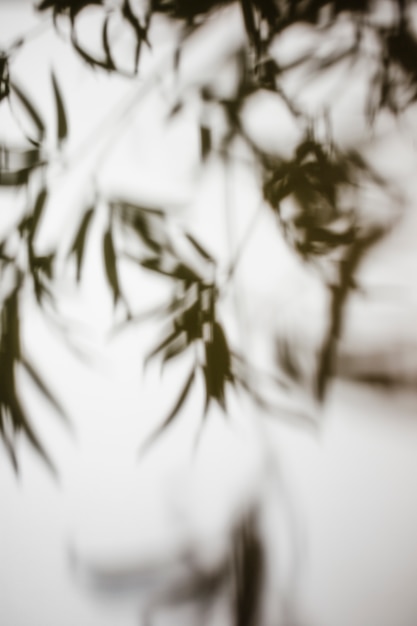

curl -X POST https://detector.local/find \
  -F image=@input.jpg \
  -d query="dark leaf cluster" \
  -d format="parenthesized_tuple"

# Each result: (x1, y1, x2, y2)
(262, 137, 368, 260)
(0, 286, 66, 474)
(37, 0, 149, 75)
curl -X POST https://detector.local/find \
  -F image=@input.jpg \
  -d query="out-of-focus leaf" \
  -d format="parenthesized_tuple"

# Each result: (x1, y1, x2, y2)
(9, 391, 57, 476)
(0, 405, 18, 473)
(141, 257, 201, 283)
(232, 509, 264, 626)
(103, 228, 121, 306)
(185, 232, 214, 262)
(239, 0, 260, 52)
(37, 0, 102, 22)
(10, 81, 46, 141)
(0, 53, 9, 103)
(29, 187, 48, 243)
(139, 367, 195, 456)
(200, 125, 211, 161)
(144, 329, 180, 368)
(22, 358, 69, 424)
(51, 70, 68, 143)
(69, 207, 94, 282)
(115, 202, 165, 253)
(121, 0, 149, 73)
(316, 226, 386, 400)
(203, 321, 233, 411)
(0, 288, 57, 475)
(161, 331, 188, 370)
(102, 16, 116, 71)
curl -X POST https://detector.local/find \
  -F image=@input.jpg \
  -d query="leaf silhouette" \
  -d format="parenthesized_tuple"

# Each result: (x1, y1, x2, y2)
(10, 81, 46, 141)
(139, 366, 195, 456)
(200, 125, 211, 161)
(185, 232, 214, 262)
(29, 187, 48, 243)
(69, 207, 94, 282)
(0, 53, 9, 103)
(51, 70, 68, 143)
(22, 358, 69, 425)
(103, 228, 121, 306)
(102, 16, 116, 71)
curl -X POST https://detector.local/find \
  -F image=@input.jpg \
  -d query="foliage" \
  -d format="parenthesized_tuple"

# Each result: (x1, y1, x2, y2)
(0, 0, 409, 486)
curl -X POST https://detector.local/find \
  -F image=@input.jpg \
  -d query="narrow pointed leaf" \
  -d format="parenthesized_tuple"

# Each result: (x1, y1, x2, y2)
(22, 358, 69, 425)
(69, 207, 94, 282)
(102, 17, 116, 70)
(10, 81, 46, 140)
(103, 228, 120, 306)
(51, 71, 68, 143)
(30, 187, 48, 243)
(185, 232, 214, 262)
(144, 329, 180, 368)
(200, 125, 211, 161)
(139, 367, 195, 457)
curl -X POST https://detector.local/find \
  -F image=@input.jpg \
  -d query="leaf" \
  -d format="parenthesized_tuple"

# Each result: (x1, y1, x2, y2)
(103, 228, 121, 306)
(29, 187, 48, 243)
(139, 367, 195, 457)
(22, 358, 69, 425)
(0, 54, 10, 103)
(239, 0, 260, 52)
(161, 332, 188, 370)
(102, 16, 116, 71)
(200, 125, 211, 161)
(9, 392, 57, 477)
(185, 232, 214, 262)
(232, 510, 264, 626)
(144, 329, 180, 368)
(69, 207, 94, 282)
(10, 81, 46, 140)
(51, 70, 68, 143)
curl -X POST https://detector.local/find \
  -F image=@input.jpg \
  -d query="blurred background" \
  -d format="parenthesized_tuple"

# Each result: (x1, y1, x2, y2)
(1, 1, 417, 625)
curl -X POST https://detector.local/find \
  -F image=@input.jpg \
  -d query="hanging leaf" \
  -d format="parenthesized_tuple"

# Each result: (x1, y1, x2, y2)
(22, 358, 69, 424)
(51, 70, 68, 144)
(185, 232, 215, 262)
(10, 81, 46, 141)
(29, 187, 48, 244)
(102, 16, 116, 71)
(139, 366, 195, 456)
(68, 207, 94, 282)
(103, 227, 121, 306)
(0, 53, 9, 103)
(200, 125, 211, 161)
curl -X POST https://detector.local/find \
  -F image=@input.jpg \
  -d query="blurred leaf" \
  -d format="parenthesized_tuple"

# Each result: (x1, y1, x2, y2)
(10, 81, 46, 141)
(37, 0, 102, 22)
(29, 187, 48, 243)
(144, 329, 180, 368)
(103, 228, 121, 306)
(51, 70, 68, 143)
(69, 207, 94, 282)
(139, 366, 195, 456)
(185, 231, 214, 262)
(203, 321, 233, 411)
(102, 16, 116, 71)
(200, 125, 211, 161)
(239, 0, 260, 52)
(0, 53, 9, 103)
(232, 510, 264, 626)
(22, 357, 68, 424)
